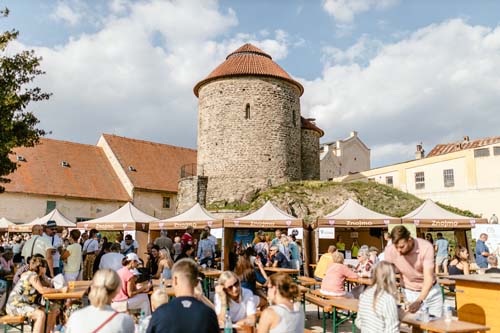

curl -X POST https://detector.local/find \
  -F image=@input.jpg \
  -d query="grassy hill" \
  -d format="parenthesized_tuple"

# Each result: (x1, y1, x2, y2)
(208, 181, 480, 221)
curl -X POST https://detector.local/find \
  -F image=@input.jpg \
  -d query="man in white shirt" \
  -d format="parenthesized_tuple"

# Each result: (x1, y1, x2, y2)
(99, 243, 124, 271)
(21, 225, 55, 277)
(120, 234, 138, 255)
(43, 220, 64, 276)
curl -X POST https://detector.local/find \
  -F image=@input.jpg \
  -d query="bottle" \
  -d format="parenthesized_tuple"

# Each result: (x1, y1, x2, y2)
(224, 306, 232, 333)
(421, 304, 430, 323)
(443, 304, 452, 323)
(160, 273, 166, 291)
(138, 310, 146, 333)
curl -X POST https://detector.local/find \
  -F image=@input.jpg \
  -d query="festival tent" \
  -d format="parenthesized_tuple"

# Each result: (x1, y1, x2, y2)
(8, 209, 76, 232)
(223, 201, 303, 270)
(313, 199, 400, 267)
(399, 199, 487, 228)
(149, 203, 223, 230)
(76, 202, 158, 232)
(0, 217, 15, 231)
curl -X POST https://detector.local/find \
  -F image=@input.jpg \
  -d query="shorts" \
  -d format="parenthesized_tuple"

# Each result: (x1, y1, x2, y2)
(436, 256, 448, 268)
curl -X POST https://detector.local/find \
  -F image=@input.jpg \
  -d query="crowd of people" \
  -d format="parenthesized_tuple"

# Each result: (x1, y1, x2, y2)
(0, 221, 499, 332)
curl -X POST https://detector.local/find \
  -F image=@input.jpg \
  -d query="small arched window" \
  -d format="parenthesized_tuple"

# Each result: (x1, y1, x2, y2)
(245, 103, 251, 119)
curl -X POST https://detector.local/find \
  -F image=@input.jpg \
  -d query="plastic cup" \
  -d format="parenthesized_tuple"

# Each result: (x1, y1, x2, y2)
(68, 281, 75, 289)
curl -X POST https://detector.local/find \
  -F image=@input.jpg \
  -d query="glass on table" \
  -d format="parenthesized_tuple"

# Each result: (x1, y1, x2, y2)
(68, 280, 75, 290)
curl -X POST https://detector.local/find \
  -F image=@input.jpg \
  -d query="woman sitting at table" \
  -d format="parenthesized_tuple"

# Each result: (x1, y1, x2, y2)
(354, 247, 374, 278)
(6, 257, 66, 333)
(257, 272, 304, 333)
(112, 253, 152, 315)
(214, 271, 257, 326)
(355, 261, 399, 333)
(448, 245, 470, 275)
(234, 248, 269, 307)
(320, 251, 358, 297)
(66, 269, 134, 333)
(153, 249, 174, 279)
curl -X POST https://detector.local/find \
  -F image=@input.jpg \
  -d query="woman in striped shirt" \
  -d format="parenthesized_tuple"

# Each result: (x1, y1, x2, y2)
(355, 261, 400, 333)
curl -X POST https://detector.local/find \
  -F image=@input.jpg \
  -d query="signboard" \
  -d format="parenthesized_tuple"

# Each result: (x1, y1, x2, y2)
(224, 219, 302, 228)
(318, 227, 335, 239)
(472, 224, 500, 256)
(388, 223, 417, 238)
(212, 228, 223, 239)
(234, 229, 255, 248)
(350, 232, 359, 239)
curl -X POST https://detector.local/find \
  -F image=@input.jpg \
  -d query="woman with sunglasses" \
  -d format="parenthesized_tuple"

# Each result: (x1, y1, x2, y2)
(214, 271, 257, 327)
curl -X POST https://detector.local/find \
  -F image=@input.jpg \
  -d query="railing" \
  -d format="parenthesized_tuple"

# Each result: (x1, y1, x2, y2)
(180, 163, 202, 178)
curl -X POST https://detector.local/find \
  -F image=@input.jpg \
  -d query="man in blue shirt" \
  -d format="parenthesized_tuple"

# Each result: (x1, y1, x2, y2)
(434, 233, 449, 274)
(475, 233, 490, 269)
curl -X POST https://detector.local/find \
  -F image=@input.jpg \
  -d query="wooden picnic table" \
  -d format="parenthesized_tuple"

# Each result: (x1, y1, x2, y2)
(345, 277, 373, 286)
(402, 313, 490, 333)
(264, 267, 300, 275)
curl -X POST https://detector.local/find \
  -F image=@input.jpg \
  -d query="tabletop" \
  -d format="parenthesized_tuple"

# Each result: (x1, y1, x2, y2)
(201, 268, 223, 278)
(264, 267, 300, 274)
(402, 314, 490, 333)
(345, 277, 374, 286)
(43, 285, 89, 300)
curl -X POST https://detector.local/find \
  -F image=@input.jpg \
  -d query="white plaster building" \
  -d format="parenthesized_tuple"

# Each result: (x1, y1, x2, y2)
(320, 131, 370, 180)
(335, 136, 500, 218)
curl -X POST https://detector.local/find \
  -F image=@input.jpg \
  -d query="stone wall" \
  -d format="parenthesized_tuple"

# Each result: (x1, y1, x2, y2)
(176, 176, 208, 213)
(197, 77, 302, 204)
(301, 129, 320, 180)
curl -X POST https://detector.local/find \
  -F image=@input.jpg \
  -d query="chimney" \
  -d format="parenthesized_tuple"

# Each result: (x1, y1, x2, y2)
(415, 144, 425, 160)
(463, 135, 470, 142)
(350, 131, 358, 138)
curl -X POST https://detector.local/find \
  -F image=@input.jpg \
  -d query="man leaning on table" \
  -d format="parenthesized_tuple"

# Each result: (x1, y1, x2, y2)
(475, 233, 490, 269)
(383, 225, 443, 317)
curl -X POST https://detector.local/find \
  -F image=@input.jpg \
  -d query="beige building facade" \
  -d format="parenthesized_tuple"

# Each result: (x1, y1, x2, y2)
(320, 131, 370, 180)
(335, 137, 500, 218)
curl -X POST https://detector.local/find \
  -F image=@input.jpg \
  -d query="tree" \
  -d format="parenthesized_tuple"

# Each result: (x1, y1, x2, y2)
(0, 8, 50, 192)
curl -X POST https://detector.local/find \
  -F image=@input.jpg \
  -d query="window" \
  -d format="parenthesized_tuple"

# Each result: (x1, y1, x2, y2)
(162, 197, 171, 209)
(76, 217, 92, 222)
(415, 172, 425, 190)
(386, 176, 393, 186)
(245, 103, 250, 119)
(46, 201, 56, 214)
(474, 148, 490, 158)
(494, 146, 500, 156)
(443, 169, 454, 187)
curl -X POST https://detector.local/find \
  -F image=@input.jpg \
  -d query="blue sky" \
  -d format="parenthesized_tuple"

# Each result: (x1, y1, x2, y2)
(2, 0, 500, 167)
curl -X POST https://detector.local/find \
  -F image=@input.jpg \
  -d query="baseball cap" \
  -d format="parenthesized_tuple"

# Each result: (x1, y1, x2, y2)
(125, 253, 140, 262)
(46, 220, 57, 229)
(369, 246, 379, 253)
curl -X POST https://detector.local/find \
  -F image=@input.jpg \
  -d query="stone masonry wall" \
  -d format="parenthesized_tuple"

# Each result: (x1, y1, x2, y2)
(301, 129, 320, 180)
(197, 77, 302, 204)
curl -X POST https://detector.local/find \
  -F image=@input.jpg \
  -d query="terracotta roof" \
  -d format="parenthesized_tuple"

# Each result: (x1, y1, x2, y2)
(194, 43, 304, 97)
(102, 134, 197, 193)
(427, 136, 500, 157)
(5, 138, 130, 201)
(301, 117, 324, 137)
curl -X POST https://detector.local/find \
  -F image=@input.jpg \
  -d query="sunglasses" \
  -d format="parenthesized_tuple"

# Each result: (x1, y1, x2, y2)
(225, 280, 240, 290)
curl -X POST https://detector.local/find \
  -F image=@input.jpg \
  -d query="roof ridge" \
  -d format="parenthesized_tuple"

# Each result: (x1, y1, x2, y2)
(102, 134, 197, 152)
(39, 137, 101, 149)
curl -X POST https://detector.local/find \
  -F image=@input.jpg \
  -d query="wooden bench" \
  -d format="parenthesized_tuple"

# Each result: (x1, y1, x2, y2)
(402, 314, 490, 333)
(305, 291, 359, 333)
(0, 315, 27, 333)
(297, 276, 321, 288)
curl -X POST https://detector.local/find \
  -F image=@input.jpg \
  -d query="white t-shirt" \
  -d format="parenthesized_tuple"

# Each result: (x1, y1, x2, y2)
(65, 243, 82, 274)
(99, 253, 125, 271)
(21, 235, 54, 260)
(43, 233, 63, 268)
(215, 287, 257, 323)
(66, 305, 134, 333)
(83, 239, 99, 253)
(120, 240, 138, 253)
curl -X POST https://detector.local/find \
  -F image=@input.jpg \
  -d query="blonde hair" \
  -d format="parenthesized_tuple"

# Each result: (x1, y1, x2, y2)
(172, 258, 199, 287)
(160, 249, 174, 267)
(331, 251, 344, 264)
(217, 271, 241, 301)
(151, 289, 169, 311)
(89, 269, 121, 309)
(370, 261, 398, 313)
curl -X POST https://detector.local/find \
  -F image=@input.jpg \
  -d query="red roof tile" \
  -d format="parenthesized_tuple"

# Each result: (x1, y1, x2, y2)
(194, 43, 304, 97)
(102, 134, 197, 193)
(5, 139, 130, 201)
(427, 136, 500, 157)
(301, 117, 324, 137)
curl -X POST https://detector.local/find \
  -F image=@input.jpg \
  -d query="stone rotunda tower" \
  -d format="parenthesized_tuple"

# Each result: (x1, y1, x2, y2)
(177, 43, 323, 211)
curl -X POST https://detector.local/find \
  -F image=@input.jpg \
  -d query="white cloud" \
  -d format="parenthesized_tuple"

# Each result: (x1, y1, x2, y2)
(20, 0, 291, 149)
(322, 0, 399, 24)
(51, 2, 81, 26)
(301, 19, 500, 167)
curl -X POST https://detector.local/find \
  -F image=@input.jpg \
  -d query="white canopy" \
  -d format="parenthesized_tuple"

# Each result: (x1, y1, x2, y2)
(149, 203, 222, 230)
(401, 199, 487, 228)
(0, 217, 15, 229)
(225, 201, 302, 228)
(76, 202, 158, 231)
(318, 198, 399, 227)
(27, 209, 76, 227)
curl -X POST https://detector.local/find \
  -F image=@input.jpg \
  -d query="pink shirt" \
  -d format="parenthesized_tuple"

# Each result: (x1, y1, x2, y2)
(113, 267, 134, 302)
(384, 237, 435, 291)
(321, 263, 358, 294)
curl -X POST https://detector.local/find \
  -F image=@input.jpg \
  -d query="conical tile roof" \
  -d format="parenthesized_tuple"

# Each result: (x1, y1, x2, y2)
(194, 43, 304, 97)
